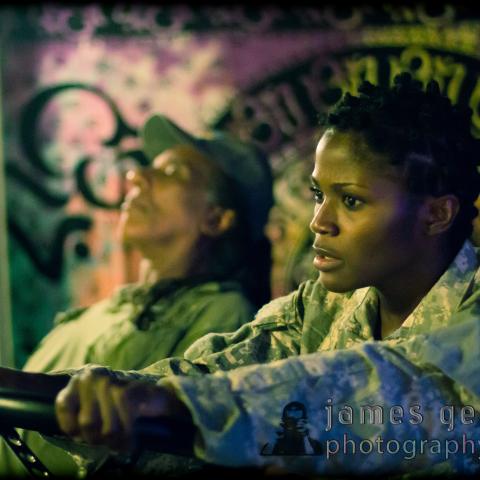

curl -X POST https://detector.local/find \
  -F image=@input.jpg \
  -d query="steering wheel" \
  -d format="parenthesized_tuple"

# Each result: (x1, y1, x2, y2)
(0, 387, 195, 478)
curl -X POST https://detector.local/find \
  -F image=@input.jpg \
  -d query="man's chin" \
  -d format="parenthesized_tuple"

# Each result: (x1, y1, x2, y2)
(120, 232, 140, 248)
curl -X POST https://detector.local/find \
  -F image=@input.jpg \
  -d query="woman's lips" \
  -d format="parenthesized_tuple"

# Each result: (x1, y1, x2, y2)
(312, 247, 343, 271)
(313, 254, 343, 271)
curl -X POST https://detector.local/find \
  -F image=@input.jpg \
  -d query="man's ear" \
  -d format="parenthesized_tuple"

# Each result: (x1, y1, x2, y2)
(201, 206, 236, 237)
(422, 194, 460, 236)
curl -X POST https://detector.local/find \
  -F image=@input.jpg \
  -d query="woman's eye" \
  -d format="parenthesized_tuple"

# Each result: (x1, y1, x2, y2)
(309, 186, 324, 203)
(343, 195, 363, 209)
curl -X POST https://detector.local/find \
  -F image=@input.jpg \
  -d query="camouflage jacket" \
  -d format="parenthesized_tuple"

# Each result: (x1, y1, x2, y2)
(132, 240, 480, 476)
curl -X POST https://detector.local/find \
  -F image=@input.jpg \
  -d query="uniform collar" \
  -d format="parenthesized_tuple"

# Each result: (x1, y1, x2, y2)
(386, 239, 479, 339)
(331, 240, 479, 347)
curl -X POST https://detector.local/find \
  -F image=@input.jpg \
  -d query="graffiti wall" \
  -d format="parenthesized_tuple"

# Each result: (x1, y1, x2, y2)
(2, 4, 480, 366)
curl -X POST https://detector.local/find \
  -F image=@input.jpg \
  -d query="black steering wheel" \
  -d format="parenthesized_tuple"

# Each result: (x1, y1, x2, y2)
(0, 387, 195, 478)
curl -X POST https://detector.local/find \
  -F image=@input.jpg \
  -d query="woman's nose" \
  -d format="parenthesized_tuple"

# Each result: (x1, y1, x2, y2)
(309, 203, 339, 236)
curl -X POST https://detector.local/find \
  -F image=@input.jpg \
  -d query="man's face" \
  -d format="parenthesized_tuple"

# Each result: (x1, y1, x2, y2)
(119, 147, 214, 250)
(309, 130, 427, 293)
(283, 405, 307, 431)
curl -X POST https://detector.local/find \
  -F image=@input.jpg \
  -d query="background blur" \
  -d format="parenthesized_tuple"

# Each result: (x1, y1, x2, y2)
(1, 4, 480, 366)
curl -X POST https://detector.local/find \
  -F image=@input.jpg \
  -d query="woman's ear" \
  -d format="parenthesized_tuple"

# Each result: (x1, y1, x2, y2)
(422, 194, 460, 236)
(201, 206, 237, 237)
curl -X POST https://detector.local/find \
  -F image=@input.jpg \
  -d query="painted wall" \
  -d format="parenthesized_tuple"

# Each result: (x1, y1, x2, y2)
(2, 5, 480, 366)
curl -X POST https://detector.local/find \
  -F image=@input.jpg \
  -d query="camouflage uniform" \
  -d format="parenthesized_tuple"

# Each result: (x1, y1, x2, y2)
(128, 239, 480, 476)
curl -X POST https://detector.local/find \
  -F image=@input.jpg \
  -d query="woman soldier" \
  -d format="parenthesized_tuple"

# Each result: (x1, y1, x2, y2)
(4, 72, 480, 477)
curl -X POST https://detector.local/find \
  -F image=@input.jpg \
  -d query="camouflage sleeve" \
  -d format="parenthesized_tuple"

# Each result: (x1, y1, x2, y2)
(168, 291, 256, 358)
(138, 283, 309, 378)
(47, 282, 311, 379)
(158, 306, 480, 476)
(52, 306, 89, 326)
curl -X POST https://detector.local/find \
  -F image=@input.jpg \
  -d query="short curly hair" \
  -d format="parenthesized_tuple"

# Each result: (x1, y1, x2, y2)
(320, 72, 480, 246)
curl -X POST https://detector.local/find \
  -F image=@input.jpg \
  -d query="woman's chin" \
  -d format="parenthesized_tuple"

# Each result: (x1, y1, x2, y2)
(318, 273, 356, 293)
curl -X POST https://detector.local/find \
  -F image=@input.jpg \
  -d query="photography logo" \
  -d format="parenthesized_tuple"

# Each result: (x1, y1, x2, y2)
(260, 401, 322, 456)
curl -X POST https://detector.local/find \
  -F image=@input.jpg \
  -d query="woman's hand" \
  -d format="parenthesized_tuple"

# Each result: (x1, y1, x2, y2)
(54, 367, 191, 452)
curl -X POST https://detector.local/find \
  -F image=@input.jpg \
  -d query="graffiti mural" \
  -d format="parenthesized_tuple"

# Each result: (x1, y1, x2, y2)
(2, 4, 480, 365)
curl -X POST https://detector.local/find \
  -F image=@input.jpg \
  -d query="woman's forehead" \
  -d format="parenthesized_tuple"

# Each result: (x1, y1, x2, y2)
(316, 129, 373, 158)
(314, 130, 399, 180)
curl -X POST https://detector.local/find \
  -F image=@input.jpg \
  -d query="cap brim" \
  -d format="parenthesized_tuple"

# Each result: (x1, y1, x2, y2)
(141, 114, 199, 161)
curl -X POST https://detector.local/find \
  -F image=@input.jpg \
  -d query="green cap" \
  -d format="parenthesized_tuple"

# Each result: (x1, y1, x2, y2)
(141, 114, 273, 242)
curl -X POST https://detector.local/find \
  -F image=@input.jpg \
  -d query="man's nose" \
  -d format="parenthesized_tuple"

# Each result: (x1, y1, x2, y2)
(309, 202, 339, 236)
(126, 168, 150, 187)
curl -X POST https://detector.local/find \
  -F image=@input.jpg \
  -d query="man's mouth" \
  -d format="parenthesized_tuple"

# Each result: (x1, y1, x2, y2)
(122, 195, 148, 213)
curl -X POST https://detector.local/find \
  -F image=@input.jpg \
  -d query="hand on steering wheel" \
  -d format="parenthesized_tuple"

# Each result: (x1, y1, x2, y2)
(55, 366, 193, 453)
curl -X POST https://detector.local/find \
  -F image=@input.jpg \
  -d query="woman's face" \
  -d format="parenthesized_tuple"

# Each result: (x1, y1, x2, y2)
(310, 130, 428, 293)
(119, 146, 217, 250)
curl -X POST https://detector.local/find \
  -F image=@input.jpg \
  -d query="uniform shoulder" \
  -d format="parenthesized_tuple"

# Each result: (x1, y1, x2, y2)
(250, 279, 353, 328)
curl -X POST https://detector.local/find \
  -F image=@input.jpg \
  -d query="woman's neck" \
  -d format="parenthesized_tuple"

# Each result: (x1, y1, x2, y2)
(375, 241, 459, 339)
